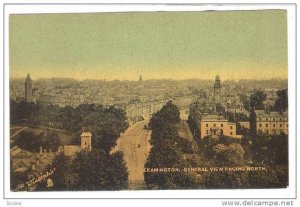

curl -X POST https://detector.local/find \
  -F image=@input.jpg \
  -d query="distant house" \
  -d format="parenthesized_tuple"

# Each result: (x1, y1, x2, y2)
(10, 131, 92, 191)
(11, 146, 55, 174)
(36, 94, 64, 107)
(200, 114, 242, 139)
(255, 110, 288, 135)
(226, 105, 248, 116)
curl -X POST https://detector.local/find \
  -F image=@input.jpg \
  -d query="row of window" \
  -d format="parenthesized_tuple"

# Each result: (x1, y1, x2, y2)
(257, 118, 286, 121)
(258, 123, 288, 128)
(205, 130, 234, 135)
(204, 123, 233, 129)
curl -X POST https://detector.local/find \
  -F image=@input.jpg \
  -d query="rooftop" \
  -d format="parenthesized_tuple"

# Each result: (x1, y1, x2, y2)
(255, 110, 288, 118)
(202, 114, 226, 121)
(81, 131, 92, 137)
(63, 145, 82, 157)
(37, 95, 64, 103)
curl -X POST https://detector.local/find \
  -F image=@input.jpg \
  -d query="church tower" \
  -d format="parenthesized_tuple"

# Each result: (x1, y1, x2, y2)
(25, 73, 33, 102)
(81, 130, 92, 151)
(214, 75, 222, 104)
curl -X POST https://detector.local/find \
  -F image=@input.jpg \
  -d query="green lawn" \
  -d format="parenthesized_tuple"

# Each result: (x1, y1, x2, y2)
(10, 125, 75, 145)
(10, 127, 25, 136)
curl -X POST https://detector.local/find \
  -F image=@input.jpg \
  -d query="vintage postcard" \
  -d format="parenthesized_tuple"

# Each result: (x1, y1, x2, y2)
(7, 5, 291, 194)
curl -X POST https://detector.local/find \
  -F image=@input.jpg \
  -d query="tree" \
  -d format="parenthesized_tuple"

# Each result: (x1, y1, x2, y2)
(219, 134, 237, 146)
(251, 135, 270, 164)
(105, 151, 129, 190)
(243, 90, 267, 112)
(267, 135, 288, 165)
(201, 136, 220, 157)
(59, 104, 129, 154)
(234, 112, 249, 122)
(248, 165, 279, 188)
(216, 103, 225, 114)
(49, 153, 72, 191)
(15, 130, 61, 152)
(59, 105, 83, 131)
(15, 131, 41, 152)
(71, 149, 128, 190)
(273, 165, 288, 188)
(92, 131, 120, 155)
(42, 131, 61, 151)
(249, 90, 267, 110)
(11, 102, 129, 155)
(225, 111, 235, 122)
(241, 91, 266, 144)
(149, 101, 180, 129)
(145, 101, 204, 189)
(150, 123, 179, 146)
(71, 149, 108, 190)
(249, 108, 257, 143)
(187, 112, 200, 138)
(144, 144, 203, 189)
(205, 170, 249, 189)
(82, 107, 129, 154)
(213, 143, 245, 166)
(205, 143, 249, 188)
(273, 89, 288, 112)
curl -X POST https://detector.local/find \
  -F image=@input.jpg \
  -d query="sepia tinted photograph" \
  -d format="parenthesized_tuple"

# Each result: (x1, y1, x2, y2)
(9, 9, 289, 192)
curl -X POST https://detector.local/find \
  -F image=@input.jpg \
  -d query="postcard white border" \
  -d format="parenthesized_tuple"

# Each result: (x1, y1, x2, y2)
(2, 3, 297, 200)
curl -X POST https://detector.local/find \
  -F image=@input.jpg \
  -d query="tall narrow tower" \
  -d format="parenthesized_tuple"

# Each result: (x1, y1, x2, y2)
(138, 74, 143, 83)
(25, 73, 33, 102)
(214, 75, 222, 104)
(81, 131, 92, 151)
(138, 74, 144, 89)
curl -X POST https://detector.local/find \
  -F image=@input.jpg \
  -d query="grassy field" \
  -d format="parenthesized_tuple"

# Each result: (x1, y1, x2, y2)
(10, 125, 75, 146)
(10, 127, 25, 136)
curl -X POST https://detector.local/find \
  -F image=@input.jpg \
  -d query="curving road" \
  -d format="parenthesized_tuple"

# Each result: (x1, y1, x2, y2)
(112, 120, 151, 189)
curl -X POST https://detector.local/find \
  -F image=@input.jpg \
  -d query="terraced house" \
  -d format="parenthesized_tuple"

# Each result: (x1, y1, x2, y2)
(255, 110, 288, 135)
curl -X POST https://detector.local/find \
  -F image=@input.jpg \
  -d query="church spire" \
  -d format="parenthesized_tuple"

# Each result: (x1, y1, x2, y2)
(138, 74, 143, 82)
(25, 73, 33, 102)
(25, 73, 32, 83)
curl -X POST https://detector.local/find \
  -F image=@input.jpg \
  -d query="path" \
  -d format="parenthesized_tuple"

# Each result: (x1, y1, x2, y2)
(177, 120, 194, 142)
(112, 120, 151, 189)
(10, 127, 28, 138)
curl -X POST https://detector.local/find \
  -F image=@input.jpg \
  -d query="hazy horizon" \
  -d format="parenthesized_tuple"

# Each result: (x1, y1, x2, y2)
(10, 75, 288, 82)
(10, 10, 287, 81)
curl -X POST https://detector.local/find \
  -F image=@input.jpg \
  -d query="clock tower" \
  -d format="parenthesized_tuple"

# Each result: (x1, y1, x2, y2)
(214, 75, 222, 104)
